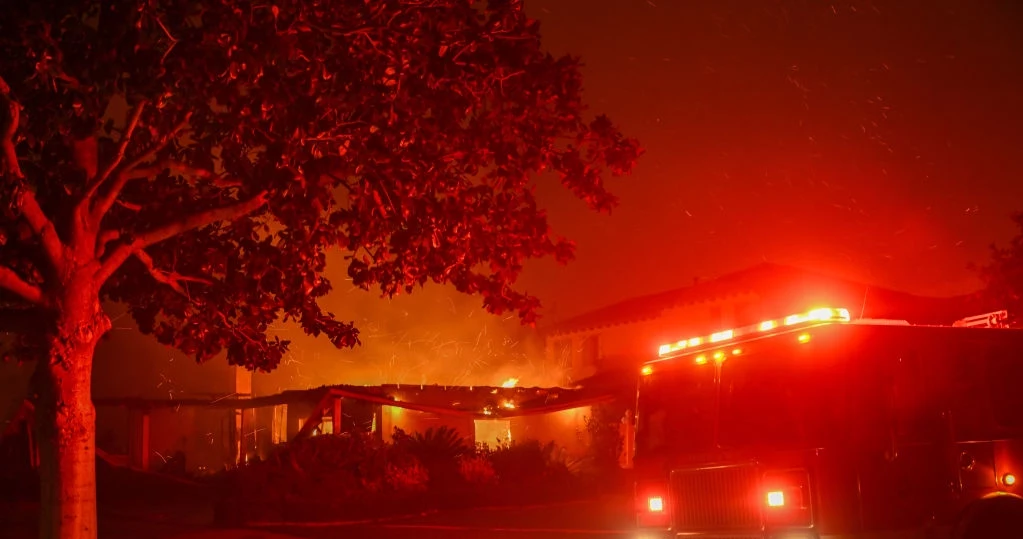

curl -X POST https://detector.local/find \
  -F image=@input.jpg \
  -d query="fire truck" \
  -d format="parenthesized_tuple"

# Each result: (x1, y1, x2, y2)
(633, 307, 1023, 539)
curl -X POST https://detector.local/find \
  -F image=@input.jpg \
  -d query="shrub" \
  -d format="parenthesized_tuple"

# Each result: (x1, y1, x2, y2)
(392, 426, 471, 487)
(485, 439, 569, 485)
(458, 454, 498, 485)
(383, 459, 430, 492)
(584, 402, 626, 472)
(216, 426, 586, 524)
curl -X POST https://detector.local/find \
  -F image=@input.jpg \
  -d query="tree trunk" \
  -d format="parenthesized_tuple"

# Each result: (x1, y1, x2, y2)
(32, 273, 110, 539)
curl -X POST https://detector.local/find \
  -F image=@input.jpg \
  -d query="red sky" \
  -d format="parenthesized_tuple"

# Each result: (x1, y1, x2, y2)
(517, 0, 1023, 322)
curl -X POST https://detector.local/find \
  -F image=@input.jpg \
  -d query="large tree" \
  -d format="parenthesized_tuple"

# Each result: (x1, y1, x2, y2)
(979, 212, 1023, 325)
(0, 1, 639, 538)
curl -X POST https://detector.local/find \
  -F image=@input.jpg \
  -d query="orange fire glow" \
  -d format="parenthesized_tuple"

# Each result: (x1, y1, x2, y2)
(501, 378, 519, 388)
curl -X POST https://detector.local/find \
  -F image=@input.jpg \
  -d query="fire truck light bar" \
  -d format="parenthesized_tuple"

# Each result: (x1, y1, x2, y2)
(657, 307, 852, 357)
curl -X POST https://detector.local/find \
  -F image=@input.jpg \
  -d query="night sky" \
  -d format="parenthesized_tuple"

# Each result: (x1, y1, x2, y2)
(519, 0, 1023, 320)
(18, 0, 1021, 399)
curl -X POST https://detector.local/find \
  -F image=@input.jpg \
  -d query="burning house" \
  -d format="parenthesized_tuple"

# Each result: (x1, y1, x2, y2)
(2, 287, 607, 476)
(80, 380, 611, 473)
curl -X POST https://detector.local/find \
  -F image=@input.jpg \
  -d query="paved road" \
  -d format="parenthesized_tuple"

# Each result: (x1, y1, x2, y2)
(254, 497, 640, 539)
(5, 496, 640, 539)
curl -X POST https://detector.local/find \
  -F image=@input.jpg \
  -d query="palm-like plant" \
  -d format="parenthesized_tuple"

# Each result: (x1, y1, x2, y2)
(392, 426, 470, 487)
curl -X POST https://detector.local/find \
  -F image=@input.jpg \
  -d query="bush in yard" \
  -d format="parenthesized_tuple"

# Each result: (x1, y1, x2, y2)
(218, 431, 396, 523)
(457, 454, 498, 486)
(392, 426, 471, 488)
(217, 429, 589, 524)
(382, 458, 430, 493)
(485, 439, 570, 485)
(584, 402, 627, 473)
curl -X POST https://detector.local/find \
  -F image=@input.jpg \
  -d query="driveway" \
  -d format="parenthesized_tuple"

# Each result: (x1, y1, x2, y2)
(247, 497, 638, 539)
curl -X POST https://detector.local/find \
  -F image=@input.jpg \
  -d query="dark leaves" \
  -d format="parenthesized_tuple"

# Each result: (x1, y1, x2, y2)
(0, 0, 639, 370)
(978, 212, 1023, 326)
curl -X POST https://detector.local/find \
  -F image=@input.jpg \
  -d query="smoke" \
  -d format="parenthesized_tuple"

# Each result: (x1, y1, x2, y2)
(253, 250, 566, 394)
(87, 250, 564, 400)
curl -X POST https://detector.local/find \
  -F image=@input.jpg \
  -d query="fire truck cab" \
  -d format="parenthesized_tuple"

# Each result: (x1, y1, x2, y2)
(633, 307, 1023, 539)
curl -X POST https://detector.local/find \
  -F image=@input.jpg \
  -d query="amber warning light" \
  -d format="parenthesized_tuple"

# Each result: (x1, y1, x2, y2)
(656, 307, 851, 357)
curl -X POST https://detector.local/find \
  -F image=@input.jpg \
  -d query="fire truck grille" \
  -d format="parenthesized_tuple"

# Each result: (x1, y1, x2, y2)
(669, 464, 761, 531)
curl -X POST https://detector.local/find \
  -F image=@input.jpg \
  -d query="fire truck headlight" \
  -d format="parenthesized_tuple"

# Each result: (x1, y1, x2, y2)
(763, 470, 811, 526)
(647, 496, 664, 512)
(766, 490, 785, 507)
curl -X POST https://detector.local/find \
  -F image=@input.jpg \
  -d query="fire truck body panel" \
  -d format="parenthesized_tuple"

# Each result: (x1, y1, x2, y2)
(634, 312, 1023, 538)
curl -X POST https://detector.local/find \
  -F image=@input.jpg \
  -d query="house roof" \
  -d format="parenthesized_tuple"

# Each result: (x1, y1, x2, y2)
(92, 381, 621, 420)
(543, 262, 991, 336)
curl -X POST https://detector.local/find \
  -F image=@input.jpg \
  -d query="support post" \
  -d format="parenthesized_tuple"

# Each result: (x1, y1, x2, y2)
(128, 409, 150, 471)
(234, 367, 253, 465)
(331, 397, 343, 435)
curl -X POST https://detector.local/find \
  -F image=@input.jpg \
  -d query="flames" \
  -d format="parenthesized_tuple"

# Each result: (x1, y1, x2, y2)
(499, 378, 519, 409)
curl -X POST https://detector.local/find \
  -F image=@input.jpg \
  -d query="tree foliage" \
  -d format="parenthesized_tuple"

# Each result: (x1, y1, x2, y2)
(978, 212, 1023, 326)
(0, 0, 640, 369)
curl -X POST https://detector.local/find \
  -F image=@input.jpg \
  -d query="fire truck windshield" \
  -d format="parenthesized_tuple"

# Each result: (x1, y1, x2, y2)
(716, 350, 839, 449)
(636, 365, 717, 454)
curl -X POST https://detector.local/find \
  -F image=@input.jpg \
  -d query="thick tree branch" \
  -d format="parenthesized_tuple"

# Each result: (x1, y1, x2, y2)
(94, 229, 120, 258)
(0, 265, 48, 306)
(0, 79, 63, 269)
(89, 114, 193, 224)
(120, 113, 192, 174)
(72, 101, 147, 237)
(16, 187, 66, 270)
(0, 76, 23, 180)
(134, 249, 213, 295)
(89, 100, 147, 189)
(94, 161, 240, 224)
(95, 191, 268, 285)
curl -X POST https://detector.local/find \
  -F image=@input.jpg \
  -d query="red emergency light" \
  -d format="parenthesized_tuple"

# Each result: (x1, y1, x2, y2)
(656, 307, 851, 358)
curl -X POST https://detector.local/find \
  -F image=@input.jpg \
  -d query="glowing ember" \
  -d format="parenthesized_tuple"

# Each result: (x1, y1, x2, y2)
(501, 378, 519, 388)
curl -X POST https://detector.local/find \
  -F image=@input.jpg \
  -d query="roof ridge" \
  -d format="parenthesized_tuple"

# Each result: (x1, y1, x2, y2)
(542, 263, 979, 336)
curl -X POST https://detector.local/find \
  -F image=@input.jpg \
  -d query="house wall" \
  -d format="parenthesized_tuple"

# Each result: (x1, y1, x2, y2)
(546, 293, 763, 381)
(146, 406, 235, 473)
(509, 407, 590, 457)
(93, 349, 246, 472)
(379, 406, 475, 443)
